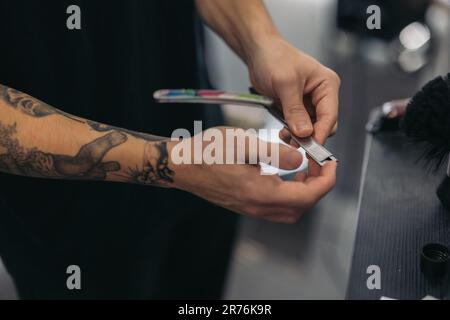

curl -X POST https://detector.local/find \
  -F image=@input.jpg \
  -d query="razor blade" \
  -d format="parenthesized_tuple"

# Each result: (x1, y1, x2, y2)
(153, 89, 338, 166)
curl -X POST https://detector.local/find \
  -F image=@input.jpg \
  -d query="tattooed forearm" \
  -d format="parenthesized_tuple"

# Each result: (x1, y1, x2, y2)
(0, 121, 126, 180)
(0, 119, 174, 185)
(0, 84, 83, 122)
(0, 83, 176, 187)
(0, 84, 165, 142)
(126, 141, 174, 187)
(86, 120, 166, 142)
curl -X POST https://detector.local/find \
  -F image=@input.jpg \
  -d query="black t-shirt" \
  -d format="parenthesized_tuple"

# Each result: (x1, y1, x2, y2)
(0, 0, 236, 299)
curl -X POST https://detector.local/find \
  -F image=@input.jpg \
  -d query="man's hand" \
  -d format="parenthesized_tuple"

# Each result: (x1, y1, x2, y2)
(195, 0, 339, 220)
(196, 0, 340, 145)
(248, 36, 340, 145)
(0, 82, 337, 223)
(167, 127, 337, 224)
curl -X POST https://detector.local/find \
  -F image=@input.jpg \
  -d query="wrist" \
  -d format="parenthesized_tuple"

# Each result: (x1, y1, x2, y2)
(132, 139, 176, 188)
(165, 139, 201, 192)
(241, 31, 282, 64)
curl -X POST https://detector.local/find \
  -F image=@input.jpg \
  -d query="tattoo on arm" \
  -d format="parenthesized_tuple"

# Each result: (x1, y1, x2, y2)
(86, 120, 166, 142)
(0, 84, 166, 142)
(0, 84, 176, 186)
(0, 85, 83, 122)
(0, 121, 127, 180)
(126, 141, 174, 187)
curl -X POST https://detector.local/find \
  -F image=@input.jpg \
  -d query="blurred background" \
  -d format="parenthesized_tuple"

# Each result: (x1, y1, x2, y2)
(1, 0, 449, 300)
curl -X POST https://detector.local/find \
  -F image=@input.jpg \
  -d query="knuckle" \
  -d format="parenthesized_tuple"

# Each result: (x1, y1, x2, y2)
(285, 105, 307, 115)
(283, 212, 301, 224)
(326, 69, 341, 86)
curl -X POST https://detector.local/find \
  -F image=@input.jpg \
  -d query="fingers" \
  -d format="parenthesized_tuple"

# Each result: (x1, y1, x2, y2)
(293, 171, 307, 182)
(313, 94, 339, 145)
(307, 156, 321, 177)
(279, 128, 291, 143)
(330, 123, 338, 136)
(279, 126, 333, 178)
(303, 161, 337, 199)
(279, 160, 337, 205)
(279, 128, 300, 148)
(277, 143, 303, 170)
(219, 128, 302, 170)
(239, 160, 337, 224)
(252, 139, 303, 171)
(275, 80, 313, 138)
(311, 76, 340, 145)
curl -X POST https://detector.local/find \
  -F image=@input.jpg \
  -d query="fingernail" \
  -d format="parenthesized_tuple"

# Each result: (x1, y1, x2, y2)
(295, 122, 312, 135)
(280, 130, 290, 139)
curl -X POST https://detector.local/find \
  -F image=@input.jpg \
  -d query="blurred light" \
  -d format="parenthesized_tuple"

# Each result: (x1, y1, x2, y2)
(360, 39, 391, 66)
(396, 22, 431, 73)
(398, 50, 427, 73)
(399, 22, 430, 51)
(435, 0, 450, 8)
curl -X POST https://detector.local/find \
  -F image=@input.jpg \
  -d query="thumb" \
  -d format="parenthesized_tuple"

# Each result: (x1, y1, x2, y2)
(275, 80, 313, 137)
(277, 143, 303, 170)
(250, 139, 303, 170)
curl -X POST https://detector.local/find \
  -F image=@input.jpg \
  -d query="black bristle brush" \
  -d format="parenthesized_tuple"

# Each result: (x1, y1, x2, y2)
(400, 73, 450, 210)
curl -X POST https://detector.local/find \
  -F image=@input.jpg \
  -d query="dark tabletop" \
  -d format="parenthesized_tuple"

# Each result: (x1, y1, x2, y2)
(346, 131, 450, 300)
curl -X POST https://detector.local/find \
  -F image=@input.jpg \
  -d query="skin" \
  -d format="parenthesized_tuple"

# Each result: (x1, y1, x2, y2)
(0, 1, 340, 223)
(0, 84, 336, 224)
(0, 85, 172, 187)
(196, 0, 340, 176)
(169, 128, 337, 223)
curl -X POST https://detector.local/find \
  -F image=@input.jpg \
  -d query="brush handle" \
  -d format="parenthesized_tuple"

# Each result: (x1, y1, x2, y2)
(153, 89, 273, 108)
